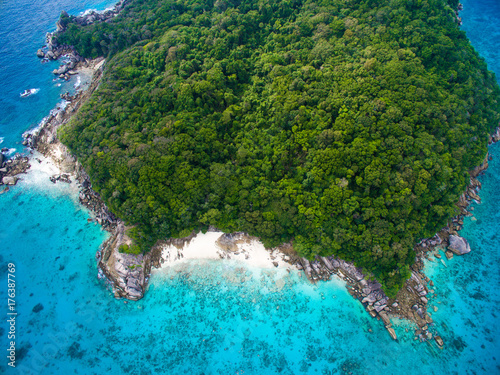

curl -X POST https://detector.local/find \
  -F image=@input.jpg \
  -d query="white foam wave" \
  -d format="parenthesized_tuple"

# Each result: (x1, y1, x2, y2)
(0, 137, 3, 145)
(18, 152, 79, 198)
(3, 148, 16, 156)
(81, 8, 97, 16)
(74, 76, 81, 89)
(22, 100, 70, 140)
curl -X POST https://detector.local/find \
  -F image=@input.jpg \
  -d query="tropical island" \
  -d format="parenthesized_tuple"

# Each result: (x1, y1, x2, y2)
(49, 0, 500, 301)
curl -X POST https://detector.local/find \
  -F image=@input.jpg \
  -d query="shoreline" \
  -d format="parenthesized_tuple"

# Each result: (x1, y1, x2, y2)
(155, 230, 297, 270)
(3, 0, 497, 346)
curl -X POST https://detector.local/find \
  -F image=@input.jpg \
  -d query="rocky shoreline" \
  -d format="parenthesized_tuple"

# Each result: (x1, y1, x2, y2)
(91, 147, 496, 343)
(0, 153, 30, 193)
(35, 0, 128, 67)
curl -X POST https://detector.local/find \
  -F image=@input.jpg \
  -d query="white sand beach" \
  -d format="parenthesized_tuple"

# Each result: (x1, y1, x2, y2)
(155, 231, 297, 271)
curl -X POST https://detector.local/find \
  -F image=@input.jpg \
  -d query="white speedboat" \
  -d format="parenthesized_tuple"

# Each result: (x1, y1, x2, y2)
(20, 88, 39, 98)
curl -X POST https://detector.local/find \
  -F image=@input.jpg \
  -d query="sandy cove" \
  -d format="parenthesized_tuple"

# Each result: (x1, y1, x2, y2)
(155, 231, 296, 270)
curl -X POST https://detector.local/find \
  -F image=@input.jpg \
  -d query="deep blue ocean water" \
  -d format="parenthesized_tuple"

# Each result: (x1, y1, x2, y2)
(0, 1, 499, 374)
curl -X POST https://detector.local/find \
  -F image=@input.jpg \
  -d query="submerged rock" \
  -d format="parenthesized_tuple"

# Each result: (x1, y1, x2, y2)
(386, 327, 397, 340)
(435, 335, 444, 347)
(67, 341, 85, 359)
(32, 303, 44, 313)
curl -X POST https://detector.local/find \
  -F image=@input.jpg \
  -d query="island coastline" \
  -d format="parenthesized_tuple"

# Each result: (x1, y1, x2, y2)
(2, 0, 498, 347)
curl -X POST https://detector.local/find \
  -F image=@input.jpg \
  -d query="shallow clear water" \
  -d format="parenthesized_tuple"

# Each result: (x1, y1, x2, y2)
(0, 1, 499, 374)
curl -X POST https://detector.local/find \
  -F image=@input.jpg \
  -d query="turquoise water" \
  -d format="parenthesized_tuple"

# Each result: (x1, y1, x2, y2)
(0, 0, 499, 374)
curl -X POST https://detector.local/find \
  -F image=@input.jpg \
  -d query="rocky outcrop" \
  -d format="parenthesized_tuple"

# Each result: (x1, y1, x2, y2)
(435, 335, 444, 347)
(216, 232, 251, 253)
(490, 127, 500, 143)
(293, 254, 405, 340)
(1, 176, 18, 185)
(24, 57, 105, 151)
(49, 173, 71, 184)
(448, 235, 471, 255)
(97, 223, 147, 300)
(454, 2, 463, 25)
(77, 171, 117, 232)
(52, 0, 127, 34)
(36, 1, 128, 62)
(0, 154, 30, 188)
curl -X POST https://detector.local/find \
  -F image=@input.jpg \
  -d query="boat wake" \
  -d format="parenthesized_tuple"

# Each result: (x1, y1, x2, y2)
(20, 88, 40, 98)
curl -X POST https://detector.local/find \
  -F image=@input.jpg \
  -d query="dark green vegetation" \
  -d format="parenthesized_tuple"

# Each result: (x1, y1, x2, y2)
(58, 0, 500, 295)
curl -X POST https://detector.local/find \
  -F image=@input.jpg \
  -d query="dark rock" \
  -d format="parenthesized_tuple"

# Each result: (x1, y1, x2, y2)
(36, 49, 45, 58)
(32, 303, 44, 313)
(16, 343, 31, 362)
(59, 174, 71, 183)
(68, 341, 85, 359)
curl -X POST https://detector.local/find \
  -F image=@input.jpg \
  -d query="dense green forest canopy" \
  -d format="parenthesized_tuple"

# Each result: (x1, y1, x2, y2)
(58, 0, 500, 295)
